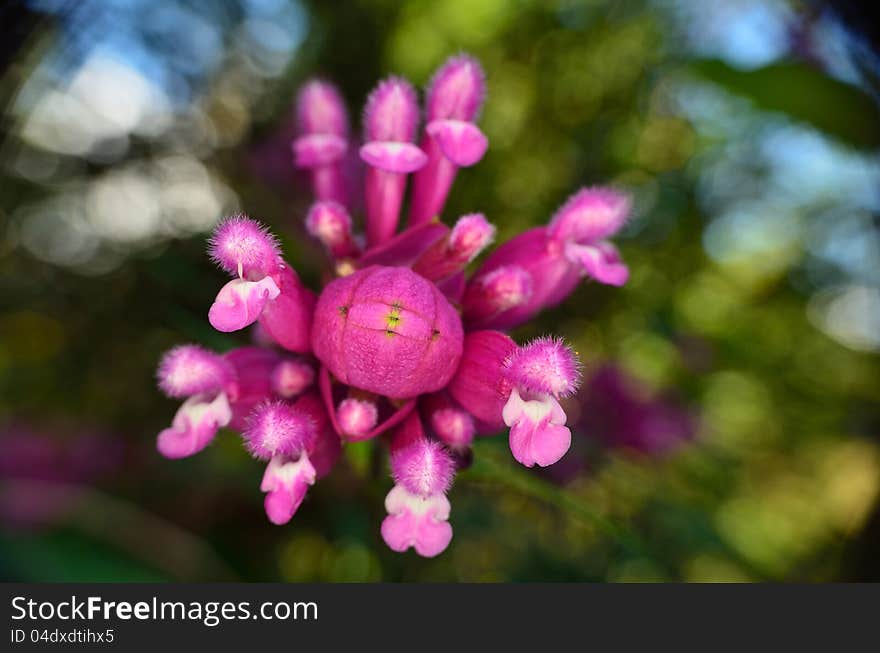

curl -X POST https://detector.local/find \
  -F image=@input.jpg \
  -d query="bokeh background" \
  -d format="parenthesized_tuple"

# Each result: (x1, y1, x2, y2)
(1, 0, 879, 582)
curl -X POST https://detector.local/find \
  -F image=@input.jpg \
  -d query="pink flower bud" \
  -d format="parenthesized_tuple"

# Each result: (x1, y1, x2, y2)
(157, 345, 235, 399)
(447, 330, 517, 431)
(296, 80, 349, 138)
(293, 80, 350, 203)
(364, 76, 420, 144)
(243, 400, 317, 461)
(409, 55, 487, 226)
(305, 201, 359, 258)
(429, 406, 475, 451)
(547, 187, 631, 244)
(336, 398, 379, 438)
(312, 266, 464, 399)
(271, 359, 315, 398)
(425, 54, 486, 123)
(361, 77, 426, 247)
(412, 213, 495, 281)
(462, 265, 533, 328)
(209, 215, 281, 280)
(504, 336, 581, 399)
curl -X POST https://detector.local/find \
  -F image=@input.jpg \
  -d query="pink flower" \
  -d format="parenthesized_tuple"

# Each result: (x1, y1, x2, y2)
(156, 54, 633, 557)
(464, 187, 631, 330)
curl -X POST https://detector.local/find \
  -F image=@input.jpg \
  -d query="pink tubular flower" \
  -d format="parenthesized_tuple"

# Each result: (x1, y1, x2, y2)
(208, 215, 316, 352)
(502, 338, 581, 468)
(156, 54, 632, 557)
(155, 345, 237, 459)
(360, 77, 426, 247)
(381, 413, 455, 557)
(464, 187, 631, 330)
(293, 80, 350, 204)
(410, 55, 488, 225)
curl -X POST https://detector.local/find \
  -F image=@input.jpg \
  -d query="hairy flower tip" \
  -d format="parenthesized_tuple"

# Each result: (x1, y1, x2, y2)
(547, 187, 632, 244)
(426, 54, 486, 122)
(244, 400, 315, 460)
(270, 359, 315, 399)
(209, 214, 281, 279)
(305, 201, 354, 253)
(336, 398, 379, 437)
(296, 79, 348, 136)
(364, 76, 420, 143)
(504, 337, 582, 398)
(430, 408, 476, 450)
(391, 438, 455, 498)
(157, 345, 234, 398)
(449, 213, 495, 262)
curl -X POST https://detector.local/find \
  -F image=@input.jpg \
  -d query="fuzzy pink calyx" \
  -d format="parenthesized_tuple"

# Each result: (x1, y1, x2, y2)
(504, 336, 581, 399)
(244, 400, 316, 461)
(209, 215, 281, 279)
(157, 344, 235, 399)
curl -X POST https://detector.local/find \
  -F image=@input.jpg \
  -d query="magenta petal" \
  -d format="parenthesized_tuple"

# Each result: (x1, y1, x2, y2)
(381, 486, 453, 557)
(565, 241, 629, 287)
(208, 277, 280, 332)
(260, 455, 316, 525)
(381, 511, 419, 552)
(426, 119, 488, 167)
(292, 133, 347, 167)
(509, 418, 571, 468)
(359, 141, 428, 173)
(156, 393, 232, 459)
(504, 391, 571, 468)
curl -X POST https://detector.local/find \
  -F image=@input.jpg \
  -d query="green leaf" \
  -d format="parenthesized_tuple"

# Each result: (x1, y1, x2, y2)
(690, 59, 880, 150)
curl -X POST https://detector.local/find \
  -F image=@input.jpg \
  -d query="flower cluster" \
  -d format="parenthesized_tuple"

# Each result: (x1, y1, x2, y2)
(155, 54, 631, 557)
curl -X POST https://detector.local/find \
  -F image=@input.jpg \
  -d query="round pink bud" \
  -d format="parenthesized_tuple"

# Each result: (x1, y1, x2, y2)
(430, 407, 476, 450)
(449, 213, 495, 263)
(157, 344, 235, 399)
(243, 400, 316, 460)
(336, 398, 379, 437)
(391, 438, 455, 498)
(504, 336, 582, 399)
(363, 77, 420, 144)
(208, 215, 281, 279)
(426, 54, 486, 122)
(547, 187, 631, 244)
(312, 266, 464, 399)
(296, 80, 348, 137)
(271, 359, 315, 398)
